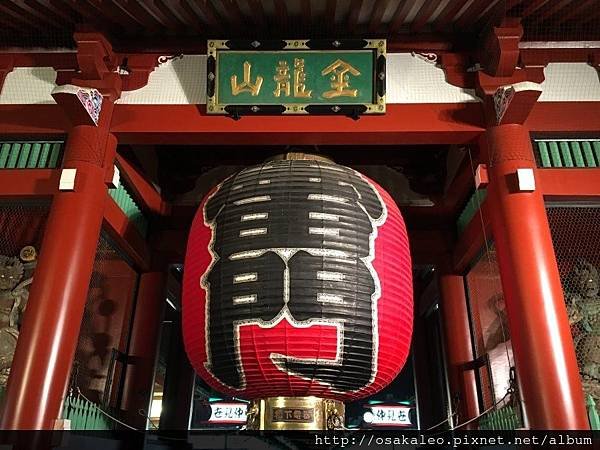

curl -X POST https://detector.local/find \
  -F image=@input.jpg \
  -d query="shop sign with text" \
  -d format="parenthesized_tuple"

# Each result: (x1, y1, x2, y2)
(207, 39, 386, 117)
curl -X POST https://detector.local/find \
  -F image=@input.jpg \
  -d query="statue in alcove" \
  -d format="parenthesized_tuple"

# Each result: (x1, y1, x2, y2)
(0, 246, 37, 391)
(566, 259, 600, 401)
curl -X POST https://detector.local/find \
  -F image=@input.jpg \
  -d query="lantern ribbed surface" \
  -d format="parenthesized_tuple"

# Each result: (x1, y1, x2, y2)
(183, 159, 412, 401)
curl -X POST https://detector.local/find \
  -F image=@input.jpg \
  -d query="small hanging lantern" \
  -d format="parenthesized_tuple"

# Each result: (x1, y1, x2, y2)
(183, 155, 413, 430)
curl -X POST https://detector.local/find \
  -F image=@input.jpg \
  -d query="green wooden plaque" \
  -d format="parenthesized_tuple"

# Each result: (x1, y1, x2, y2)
(207, 39, 386, 117)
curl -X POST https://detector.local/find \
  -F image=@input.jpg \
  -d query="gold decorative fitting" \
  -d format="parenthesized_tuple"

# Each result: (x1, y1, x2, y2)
(246, 396, 345, 430)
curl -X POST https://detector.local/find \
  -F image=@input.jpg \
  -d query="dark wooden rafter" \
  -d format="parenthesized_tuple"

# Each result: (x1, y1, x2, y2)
(5, 0, 67, 29)
(529, 0, 574, 25)
(120, 0, 164, 32)
(581, 4, 600, 24)
(505, 0, 525, 11)
(165, 0, 205, 33)
(519, 0, 551, 18)
(300, 0, 311, 30)
(552, 0, 598, 25)
(139, 0, 186, 30)
(325, 0, 337, 30)
(346, 0, 362, 32)
(432, 0, 470, 30)
(193, 0, 225, 29)
(226, 0, 247, 27)
(34, 0, 78, 23)
(245, 0, 266, 27)
(0, 15, 21, 31)
(50, 0, 120, 33)
(368, 0, 388, 33)
(0, 3, 46, 29)
(155, 0, 194, 30)
(388, 0, 414, 34)
(95, 0, 144, 33)
(455, 0, 502, 28)
(273, 0, 289, 31)
(410, 0, 444, 32)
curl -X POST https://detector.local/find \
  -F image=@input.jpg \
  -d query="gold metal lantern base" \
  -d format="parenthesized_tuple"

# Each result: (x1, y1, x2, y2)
(246, 397, 345, 430)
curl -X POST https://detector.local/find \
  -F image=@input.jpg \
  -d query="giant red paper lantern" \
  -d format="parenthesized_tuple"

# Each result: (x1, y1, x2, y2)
(183, 159, 413, 401)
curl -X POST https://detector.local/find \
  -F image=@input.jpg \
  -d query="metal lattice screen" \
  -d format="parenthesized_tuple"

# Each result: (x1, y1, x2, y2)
(71, 232, 139, 409)
(546, 205, 600, 406)
(465, 245, 515, 413)
(0, 199, 50, 401)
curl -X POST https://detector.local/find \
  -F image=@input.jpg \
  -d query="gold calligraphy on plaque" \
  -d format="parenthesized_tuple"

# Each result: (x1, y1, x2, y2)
(231, 61, 263, 96)
(293, 58, 312, 98)
(321, 59, 360, 98)
(273, 60, 291, 97)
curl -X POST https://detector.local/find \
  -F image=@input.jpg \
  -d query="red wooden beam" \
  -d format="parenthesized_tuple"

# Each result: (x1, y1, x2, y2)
(108, 103, 485, 145)
(453, 199, 490, 273)
(0, 169, 59, 197)
(526, 102, 600, 132)
(538, 169, 600, 198)
(103, 196, 151, 271)
(116, 154, 171, 216)
(3, 102, 599, 143)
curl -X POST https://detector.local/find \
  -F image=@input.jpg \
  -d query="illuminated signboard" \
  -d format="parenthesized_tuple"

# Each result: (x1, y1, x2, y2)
(364, 405, 412, 427)
(208, 402, 248, 424)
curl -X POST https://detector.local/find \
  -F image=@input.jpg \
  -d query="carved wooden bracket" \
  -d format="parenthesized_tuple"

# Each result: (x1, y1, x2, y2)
(55, 32, 160, 99)
(478, 18, 523, 78)
(438, 18, 545, 126)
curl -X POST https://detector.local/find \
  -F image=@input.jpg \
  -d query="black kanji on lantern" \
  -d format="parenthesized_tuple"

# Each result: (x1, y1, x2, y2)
(202, 160, 386, 393)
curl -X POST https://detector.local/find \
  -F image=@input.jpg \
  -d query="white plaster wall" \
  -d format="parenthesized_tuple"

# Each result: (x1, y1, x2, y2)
(1, 56, 598, 105)
(0, 67, 56, 104)
(538, 62, 600, 101)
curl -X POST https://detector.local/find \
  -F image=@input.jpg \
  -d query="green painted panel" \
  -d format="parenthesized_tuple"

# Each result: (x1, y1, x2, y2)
(37, 143, 50, 167)
(570, 141, 585, 167)
(581, 142, 597, 167)
(560, 141, 574, 167)
(216, 50, 375, 105)
(109, 184, 148, 237)
(593, 142, 600, 166)
(536, 140, 600, 169)
(548, 141, 563, 167)
(16, 143, 31, 168)
(0, 142, 63, 169)
(48, 143, 61, 168)
(588, 395, 600, 430)
(537, 141, 551, 167)
(6, 143, 21, 168)
(0, 143, 10, 167)
(457, 189, 487, 234)
(27, 143, 42, 168)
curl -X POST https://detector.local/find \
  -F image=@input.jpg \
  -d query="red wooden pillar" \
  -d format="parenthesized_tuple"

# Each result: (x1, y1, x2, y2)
(483, 124, 588, 429)
(0, 102, 117, 430)
(121, 272, 166, 429)
(438, 262, 480, 428)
